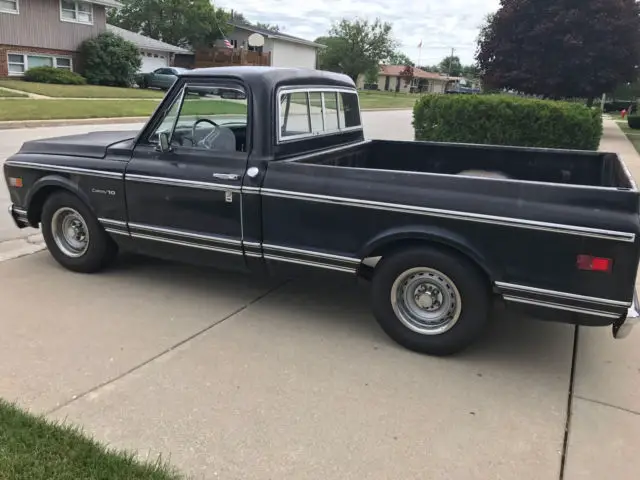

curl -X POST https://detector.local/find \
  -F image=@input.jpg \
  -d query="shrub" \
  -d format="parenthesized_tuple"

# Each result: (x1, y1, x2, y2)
(79, 32, 141, 87)
(603, 100, 633, 113)
(628, 115, 640, 129)
(413, 94, 603, 151)
(23, 66, 86, 85)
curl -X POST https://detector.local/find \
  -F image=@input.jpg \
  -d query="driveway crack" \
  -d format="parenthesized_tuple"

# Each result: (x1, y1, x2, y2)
(559, 325, 579, 480)
(45, 280, 289, 416)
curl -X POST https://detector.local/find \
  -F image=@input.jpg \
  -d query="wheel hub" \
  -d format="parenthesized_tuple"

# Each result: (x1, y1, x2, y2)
(51, 207, 90, 258)
(390, 267, 462, 336)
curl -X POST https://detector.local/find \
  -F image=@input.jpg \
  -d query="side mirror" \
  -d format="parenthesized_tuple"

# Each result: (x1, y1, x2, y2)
(157, 132, 171, 153)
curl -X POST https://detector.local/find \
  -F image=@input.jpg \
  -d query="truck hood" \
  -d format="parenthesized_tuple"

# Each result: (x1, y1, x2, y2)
(18, 131, 137, 159)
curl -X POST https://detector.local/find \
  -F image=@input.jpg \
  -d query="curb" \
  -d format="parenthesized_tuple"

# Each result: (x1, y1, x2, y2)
(0, 108, 413, 130)
(0, 117, 149, 130)
(0, 234, 46, 262)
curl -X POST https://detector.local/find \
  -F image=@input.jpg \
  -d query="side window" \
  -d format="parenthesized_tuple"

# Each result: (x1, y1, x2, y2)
(150, 84, 248, 152)
(278, 89, 361, 142)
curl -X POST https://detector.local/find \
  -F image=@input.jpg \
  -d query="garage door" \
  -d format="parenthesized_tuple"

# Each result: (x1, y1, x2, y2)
(140, 51, 168, 73)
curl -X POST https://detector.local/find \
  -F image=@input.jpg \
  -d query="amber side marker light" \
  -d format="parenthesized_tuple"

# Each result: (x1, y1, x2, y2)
(577, 255, 612, 273)
(8, 177, 23, 188)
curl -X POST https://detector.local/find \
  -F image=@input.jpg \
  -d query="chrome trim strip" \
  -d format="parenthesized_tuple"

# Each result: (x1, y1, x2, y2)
(128, 222, 242, 245)
(245, 252, 263, 258)
(496, 281, 632, 307)
(264, 254, 357, 273)
(281, 140, 370, 163)
(98, 218, 127, 228)
(126, 174, 241, 192)
(262, 243, 360, 264)
(503, 295, 621, 319)
(131, 233, 243, 255)
(243, 241, 262, 248)
(260, 188, 636, 243)
(5, 161, 123, 179)
(242, 186, 261, 194)
(13, 207, 28, 216)
(105, 228, 129, 236)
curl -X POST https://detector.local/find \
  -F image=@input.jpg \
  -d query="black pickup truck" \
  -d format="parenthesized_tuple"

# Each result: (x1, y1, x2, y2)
(4, 67, 640, 355)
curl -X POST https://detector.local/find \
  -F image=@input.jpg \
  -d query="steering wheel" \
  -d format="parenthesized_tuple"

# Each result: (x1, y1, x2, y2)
(192, 118, 219, 147)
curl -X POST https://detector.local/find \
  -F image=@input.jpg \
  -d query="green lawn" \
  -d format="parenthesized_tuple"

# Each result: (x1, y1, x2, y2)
(0, 99, 246, 121)
(0, 399, 180, 480)
(0, 88, 27, 98)
(615, 120, 640, 154)
(0, 80, 165, 99)
(357, 90, 422, 109)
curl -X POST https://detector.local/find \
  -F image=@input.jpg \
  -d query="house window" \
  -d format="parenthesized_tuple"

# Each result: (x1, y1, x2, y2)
(60, 0, 93, 24)
(7, 53, 73, 76)
(0, 0, 18, 14)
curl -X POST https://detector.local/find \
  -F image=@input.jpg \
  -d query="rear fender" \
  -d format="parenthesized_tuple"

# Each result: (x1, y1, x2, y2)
(359, 225, 497, 282)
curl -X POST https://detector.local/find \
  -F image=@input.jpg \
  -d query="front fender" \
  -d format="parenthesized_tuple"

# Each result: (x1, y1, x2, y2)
(358, 225, 498, 281)
(25, 175, 95, 224)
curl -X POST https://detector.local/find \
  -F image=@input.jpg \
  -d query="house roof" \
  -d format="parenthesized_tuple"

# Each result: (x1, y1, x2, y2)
(229, 22, 326, 49)
(106, 24, 192, 54)
(380, 65, 451, 81)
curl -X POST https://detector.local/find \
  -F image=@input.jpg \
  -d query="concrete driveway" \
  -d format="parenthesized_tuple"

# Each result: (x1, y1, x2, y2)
(0, 114, 638, 480)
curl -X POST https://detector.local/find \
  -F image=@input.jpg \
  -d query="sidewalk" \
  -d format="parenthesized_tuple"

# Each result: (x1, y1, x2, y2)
(562, 119, 640, 479)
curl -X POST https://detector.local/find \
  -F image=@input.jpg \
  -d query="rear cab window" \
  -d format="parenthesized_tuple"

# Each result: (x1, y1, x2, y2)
(278, 88, 362, 142)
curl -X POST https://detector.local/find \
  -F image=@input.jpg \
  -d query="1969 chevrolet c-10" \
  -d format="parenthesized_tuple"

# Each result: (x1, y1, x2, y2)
(4, 67, 640, 355)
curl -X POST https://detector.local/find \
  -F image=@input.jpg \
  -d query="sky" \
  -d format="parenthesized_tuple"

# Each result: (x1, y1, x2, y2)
(215, 0, 501, 66)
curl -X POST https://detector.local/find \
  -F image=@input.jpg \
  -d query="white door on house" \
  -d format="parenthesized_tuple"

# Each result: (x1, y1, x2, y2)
(140, 50, 168, 73)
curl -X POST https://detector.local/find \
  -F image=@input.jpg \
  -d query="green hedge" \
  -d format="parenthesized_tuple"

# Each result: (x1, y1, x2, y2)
(628, 115, 640, 130)
(23, 66, 86, 85)
(413, 94, 603, 151)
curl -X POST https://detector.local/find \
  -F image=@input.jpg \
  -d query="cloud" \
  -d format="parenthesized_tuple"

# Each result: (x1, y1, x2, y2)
(215, 0, 500, 65)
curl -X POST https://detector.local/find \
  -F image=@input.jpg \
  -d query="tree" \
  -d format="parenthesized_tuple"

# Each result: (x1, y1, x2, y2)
(439, 55, 462, 77)
(386, 51, 414, 66)
(461, 64, 480, 79)
(400, 65, 415, 87)
(255, 22, 283, 32)
(108, 0, 230, 48)
(316, 18, 396, 81)
(229, 10, 251, 25)
(80, 32, 141, 86)
(476, 0, 640, 105)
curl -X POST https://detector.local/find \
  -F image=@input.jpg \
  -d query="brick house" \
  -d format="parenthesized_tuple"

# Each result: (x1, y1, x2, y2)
(0, 0, 120, 77)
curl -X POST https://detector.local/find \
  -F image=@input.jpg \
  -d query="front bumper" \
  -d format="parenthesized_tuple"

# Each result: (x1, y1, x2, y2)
(613, 290, 640, 339)
(8, 204, 29, 229)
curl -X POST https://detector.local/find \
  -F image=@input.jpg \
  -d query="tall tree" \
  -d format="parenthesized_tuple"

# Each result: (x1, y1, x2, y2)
(386, 51, 414, 66)
(229, 10, 251, 25)
(439, 55, 462, 77)
(255, 22, 283, 32)
(316, 18, 396, 81)
(476, 0, 640, 104)
(108, 0, 230, 48)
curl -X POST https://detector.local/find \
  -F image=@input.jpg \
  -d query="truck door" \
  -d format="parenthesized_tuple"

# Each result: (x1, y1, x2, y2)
(124, 79, 250, 271)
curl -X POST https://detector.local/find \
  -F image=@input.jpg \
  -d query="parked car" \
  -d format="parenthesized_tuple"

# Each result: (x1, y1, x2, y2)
(4, 67, 640, 356)
(137, 67, 189, 90)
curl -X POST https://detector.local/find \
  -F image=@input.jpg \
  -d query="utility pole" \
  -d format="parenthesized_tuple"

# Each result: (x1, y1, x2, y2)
(447, 47, 455, 78)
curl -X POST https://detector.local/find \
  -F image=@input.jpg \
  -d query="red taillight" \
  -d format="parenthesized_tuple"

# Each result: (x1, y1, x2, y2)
(577, 255, 612, 273)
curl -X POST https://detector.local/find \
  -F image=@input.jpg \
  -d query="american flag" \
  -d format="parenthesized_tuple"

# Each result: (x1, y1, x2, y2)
(223, 38, 233, 49)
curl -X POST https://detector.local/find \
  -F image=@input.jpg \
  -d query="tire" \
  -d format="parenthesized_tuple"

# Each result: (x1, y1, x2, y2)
(371, 247, 490, 356)
(41, 191, 117, 273)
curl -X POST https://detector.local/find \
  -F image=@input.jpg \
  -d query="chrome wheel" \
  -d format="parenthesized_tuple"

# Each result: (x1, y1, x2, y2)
(51, 207, 90, 258)
(390, 267, 462, 335)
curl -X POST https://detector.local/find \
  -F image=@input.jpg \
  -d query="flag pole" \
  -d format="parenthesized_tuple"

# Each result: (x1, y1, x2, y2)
(417, 40, 422, 68)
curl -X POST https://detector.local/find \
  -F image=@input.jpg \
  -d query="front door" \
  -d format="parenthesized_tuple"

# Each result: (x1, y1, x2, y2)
(124, 79, 250, 271)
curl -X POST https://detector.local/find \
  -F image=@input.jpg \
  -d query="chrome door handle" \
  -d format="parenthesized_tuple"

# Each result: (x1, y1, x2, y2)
(213, 173, 240, 181)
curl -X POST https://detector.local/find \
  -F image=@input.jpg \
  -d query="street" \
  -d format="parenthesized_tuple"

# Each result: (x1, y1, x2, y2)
(0, 114, 638, 479)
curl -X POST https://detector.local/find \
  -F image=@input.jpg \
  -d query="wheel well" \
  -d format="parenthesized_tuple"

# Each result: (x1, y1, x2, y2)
(27, 186, 65, 226)
(358, 238, 493, 286)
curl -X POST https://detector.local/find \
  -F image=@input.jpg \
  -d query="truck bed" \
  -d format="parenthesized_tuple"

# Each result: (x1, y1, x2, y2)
(293, 140, 636, 189)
